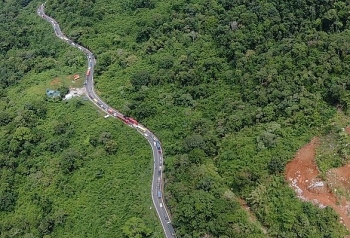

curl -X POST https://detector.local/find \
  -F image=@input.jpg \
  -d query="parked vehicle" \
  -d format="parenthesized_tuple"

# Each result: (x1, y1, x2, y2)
(156, 141, 161, 150)
(126, 117, 138, 125)
(117, 115, 130, 124)
(137, 125, 147, 133)
(167, 223, 176, 236)
(86, 67, 91, 76)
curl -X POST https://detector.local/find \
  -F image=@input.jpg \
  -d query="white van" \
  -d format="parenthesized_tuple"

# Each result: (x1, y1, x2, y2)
(160, 203, 163, 208)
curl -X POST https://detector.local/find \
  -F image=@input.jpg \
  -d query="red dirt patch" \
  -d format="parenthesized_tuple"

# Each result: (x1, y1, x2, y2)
(285, 137, 350, 230)
(346, 126, 350, 135)
(50, 78, 62, 87)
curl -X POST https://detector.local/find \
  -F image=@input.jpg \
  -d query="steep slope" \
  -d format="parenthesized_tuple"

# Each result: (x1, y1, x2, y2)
(44, 0, 350, 237)
(1, 0, 350, 237)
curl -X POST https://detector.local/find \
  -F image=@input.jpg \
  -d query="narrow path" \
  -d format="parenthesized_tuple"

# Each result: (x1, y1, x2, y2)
(37, 3, 175, 237)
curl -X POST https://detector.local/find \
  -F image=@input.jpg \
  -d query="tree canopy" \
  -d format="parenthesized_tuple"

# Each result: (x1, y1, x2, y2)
(0, 0, 349, 237)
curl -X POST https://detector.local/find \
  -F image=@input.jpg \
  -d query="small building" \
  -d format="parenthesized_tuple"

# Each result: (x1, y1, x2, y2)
(46, 89, 61, 98)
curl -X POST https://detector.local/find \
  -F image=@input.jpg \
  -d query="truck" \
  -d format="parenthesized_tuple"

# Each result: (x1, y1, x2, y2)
(86, 67, 91, 76)
(117, 115, 130, 124)
(107, 108, 113, 114)
(137, 125, 147, 133)
(126, 117, 138, 125)
(157, 190, 162, 198)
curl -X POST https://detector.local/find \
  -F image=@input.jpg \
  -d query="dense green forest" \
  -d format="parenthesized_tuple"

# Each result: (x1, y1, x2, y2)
(1, 0, 350, 237)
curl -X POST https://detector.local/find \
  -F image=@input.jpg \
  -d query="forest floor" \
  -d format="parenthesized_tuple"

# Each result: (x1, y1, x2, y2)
(285, 127, 350, 230)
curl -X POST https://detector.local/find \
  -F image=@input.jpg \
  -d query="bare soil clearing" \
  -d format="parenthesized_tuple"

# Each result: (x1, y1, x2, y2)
(285, 134, 350, 230)
(346, 126, 350, 134)
(50, 77, 62, 87)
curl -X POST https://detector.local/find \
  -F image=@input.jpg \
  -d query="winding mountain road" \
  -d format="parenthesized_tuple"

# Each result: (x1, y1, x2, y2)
(37, 3, 176, 238)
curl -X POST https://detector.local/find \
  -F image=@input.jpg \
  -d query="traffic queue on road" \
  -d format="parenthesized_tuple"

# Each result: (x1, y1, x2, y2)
(38, 3, 176, 237)
(90, 94, 176, 236)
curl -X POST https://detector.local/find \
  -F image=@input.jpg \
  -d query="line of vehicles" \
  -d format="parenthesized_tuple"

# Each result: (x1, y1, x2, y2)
(91, 96, 143, 128)
(91, 92, 175, 236)
(155, 153, 176, 237)
(38, 3, 176, 237)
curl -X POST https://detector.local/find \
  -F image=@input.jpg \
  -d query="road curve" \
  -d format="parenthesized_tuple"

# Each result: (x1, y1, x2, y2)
(37, 3, 176, 238)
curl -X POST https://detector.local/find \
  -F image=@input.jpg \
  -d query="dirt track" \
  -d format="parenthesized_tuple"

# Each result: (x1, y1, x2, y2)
(285, 136, 350, 230)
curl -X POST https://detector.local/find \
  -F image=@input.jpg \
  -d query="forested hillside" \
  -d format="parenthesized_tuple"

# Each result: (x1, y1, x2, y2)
(1, 0, 350, 237)
(0, 1, 163, 238)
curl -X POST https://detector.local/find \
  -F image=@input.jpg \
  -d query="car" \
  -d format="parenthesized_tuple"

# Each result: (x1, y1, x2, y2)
(156, 141, 161, 150)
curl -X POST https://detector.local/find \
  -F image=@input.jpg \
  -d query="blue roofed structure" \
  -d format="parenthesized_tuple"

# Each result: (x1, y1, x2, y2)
(46, 89, 61, 98)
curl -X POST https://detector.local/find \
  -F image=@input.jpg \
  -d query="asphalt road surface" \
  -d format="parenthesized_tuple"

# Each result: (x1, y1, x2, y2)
(37, 3, 176, 238)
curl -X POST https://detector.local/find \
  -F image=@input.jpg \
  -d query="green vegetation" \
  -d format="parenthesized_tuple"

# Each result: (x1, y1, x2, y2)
(316, 113, 350, 175)
(1, 0, 350, 237)
(0, 1, 162, 237)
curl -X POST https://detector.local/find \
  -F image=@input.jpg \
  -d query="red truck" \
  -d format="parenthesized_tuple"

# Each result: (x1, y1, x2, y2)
(126, 117, 138, 125)
(116, 115, 130, 124)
